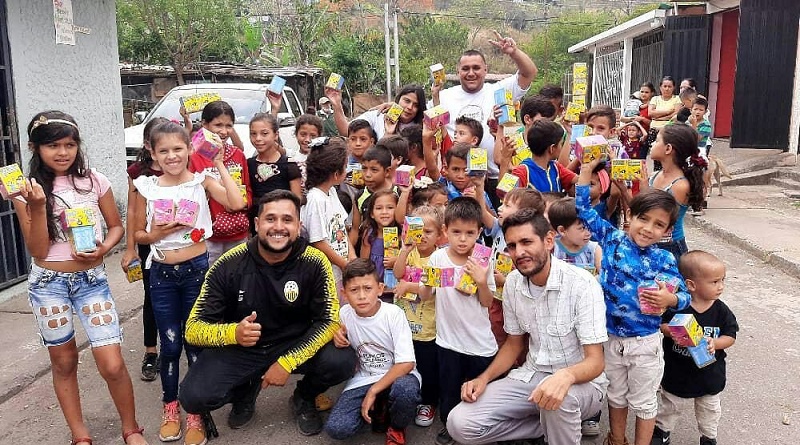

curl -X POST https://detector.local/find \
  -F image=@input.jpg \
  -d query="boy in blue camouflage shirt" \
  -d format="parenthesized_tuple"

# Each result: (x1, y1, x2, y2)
(575, 158, 691, 445)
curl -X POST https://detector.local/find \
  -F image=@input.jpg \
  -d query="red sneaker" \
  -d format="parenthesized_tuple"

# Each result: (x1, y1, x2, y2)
(386, 426, 406, 445)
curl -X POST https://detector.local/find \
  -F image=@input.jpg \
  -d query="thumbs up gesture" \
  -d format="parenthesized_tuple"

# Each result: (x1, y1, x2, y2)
(235, 311, 262, 347)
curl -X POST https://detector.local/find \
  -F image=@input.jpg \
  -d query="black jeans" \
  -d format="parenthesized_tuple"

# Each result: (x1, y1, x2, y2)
(179, 341, 356, 414)
(138, 243, 158, 348)
(414, 340, 440, 406)
(438, 346, 494, 424)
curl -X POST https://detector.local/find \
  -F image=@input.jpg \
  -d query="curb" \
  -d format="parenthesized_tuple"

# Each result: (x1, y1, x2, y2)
(0, 302, 144, 405)
(686, 215, 800, 278)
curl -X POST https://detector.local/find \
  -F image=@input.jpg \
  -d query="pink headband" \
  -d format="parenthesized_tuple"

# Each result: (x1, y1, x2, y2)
(597, 169, 611, 194)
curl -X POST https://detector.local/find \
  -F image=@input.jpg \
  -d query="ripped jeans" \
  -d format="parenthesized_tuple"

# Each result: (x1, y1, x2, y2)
(149, 254, 208, 403)
(28, 263, 121, 348)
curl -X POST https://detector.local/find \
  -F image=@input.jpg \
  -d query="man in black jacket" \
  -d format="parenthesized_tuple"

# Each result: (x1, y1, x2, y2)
(179, 190, 356, 437)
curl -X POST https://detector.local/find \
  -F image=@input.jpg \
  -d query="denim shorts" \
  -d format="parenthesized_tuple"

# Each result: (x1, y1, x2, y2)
(27, 263, 122, 348)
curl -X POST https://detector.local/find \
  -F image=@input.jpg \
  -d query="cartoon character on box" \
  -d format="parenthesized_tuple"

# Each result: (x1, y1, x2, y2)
(71, 225, 97, 253)
(386, 103, 404, 124)
(430, 63, 446, 85)
(423, 106, 450, 129)
(455, 244, 492, 294)
(383, 227, 400, 258)
(637, 280, 664, 315)
(325, 73, 344, 90)
(440, 267, 455, 287)
(576, 135, 609, 163)
(611, 160, 629, 181)
(467, 148, 488, 176)
(64, 207, 95, 227)
(152, 199, 175, 225)
(126, 260, 144, 283)
(175, 199, 200, 226)
(0, 164, 25, 200)
(564, 102, 584, 123)
(401, 266, 423, 300)
(402, 216, 425, 245)
(423, 266, 442, 287)
(192, 128, 223, 160)
(667, 313, 704, 347)
(394, 165, 415, 187)
(626, 160, 643, 180)
(456, 270, 479, 294)
(496, 173, 519, 199)
(495, 252, 514, 276)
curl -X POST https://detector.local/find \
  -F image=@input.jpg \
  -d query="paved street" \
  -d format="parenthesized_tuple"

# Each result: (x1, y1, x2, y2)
(1, 224, 799, 445)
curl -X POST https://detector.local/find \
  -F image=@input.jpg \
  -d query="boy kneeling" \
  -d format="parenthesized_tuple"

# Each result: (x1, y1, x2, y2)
(325, 259, 421, 445)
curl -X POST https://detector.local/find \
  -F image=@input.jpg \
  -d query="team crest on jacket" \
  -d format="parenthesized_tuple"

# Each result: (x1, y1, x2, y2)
(284, 281, 299, 302)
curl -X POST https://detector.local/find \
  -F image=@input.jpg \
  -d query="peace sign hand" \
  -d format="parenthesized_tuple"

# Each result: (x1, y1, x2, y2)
(488, 30, 517, 55)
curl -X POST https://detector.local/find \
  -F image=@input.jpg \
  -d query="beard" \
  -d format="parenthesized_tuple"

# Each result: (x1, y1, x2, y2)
(258, 232, 295, 254)
(516, 249, 550, 278)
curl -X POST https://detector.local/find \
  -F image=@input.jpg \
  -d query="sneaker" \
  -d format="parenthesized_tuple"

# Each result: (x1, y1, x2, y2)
(386, 426, 406, 445)
(415, 404, 435, 427)
(435, 427, 454, 445)
(141, 352, 158, 382)
(315, 393, 333, 411)
(700, 437, 717, 445)
(227, 399, 256, 429)
(497, 439, 546, 445)
(184, 413, 206, 445)
(651, 426, 671, 445)
(159, 401, 182, 442)
(291, 392, 323, 436)
(581, 419, 601, 437)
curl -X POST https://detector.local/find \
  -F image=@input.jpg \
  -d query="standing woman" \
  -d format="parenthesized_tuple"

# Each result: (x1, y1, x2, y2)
(648, 76, 682, 131)
(330, 84, 427, 140)
(13, 111, 148, 445)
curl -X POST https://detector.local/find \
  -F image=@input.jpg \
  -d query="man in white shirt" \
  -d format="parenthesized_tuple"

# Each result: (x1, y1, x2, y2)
(447, 209, 608, 445)
(436, 32, 538, 208)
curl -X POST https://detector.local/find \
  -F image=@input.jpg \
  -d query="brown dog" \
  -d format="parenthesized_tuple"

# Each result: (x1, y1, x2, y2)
(705, 154, 732, 197)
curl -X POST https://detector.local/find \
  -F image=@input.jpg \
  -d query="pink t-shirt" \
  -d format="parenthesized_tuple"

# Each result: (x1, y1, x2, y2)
(44, 170, 111, 261)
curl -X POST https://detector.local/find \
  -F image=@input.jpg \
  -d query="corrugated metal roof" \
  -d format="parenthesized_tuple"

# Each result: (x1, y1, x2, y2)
(119, 62, 323, 79)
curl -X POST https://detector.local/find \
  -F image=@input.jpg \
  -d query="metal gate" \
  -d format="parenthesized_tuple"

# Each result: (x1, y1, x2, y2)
(630, 30, 664, 93)
(662, 15, 712, 95)
(731, 0, 800, 149)
(0, 0, 28, 289)
(592, 43, 623, 108)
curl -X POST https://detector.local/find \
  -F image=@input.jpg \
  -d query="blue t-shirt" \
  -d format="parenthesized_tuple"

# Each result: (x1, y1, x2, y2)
(576, 184, 690, 337)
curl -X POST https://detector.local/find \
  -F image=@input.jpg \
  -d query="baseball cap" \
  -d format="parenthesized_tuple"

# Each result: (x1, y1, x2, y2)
(319, 97, 331, 105)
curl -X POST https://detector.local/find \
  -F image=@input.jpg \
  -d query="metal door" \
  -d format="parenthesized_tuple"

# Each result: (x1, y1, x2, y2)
(0, 0, 28, 289)
(630, 30, 664, 93)
(662, 15, 712, 95)
(731, 0, 800, 149)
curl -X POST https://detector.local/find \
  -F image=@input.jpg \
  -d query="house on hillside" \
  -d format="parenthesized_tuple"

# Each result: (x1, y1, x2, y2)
(0, 1, 127, 289)
(568, 0, 800, 153)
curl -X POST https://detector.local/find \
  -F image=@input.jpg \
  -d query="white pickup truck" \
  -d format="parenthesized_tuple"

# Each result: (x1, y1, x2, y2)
(124, 83, 303, 162)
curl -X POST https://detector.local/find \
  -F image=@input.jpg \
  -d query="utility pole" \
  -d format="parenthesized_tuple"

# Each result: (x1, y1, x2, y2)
(384, 2, 393, 101)
(392, 1, 400, 90)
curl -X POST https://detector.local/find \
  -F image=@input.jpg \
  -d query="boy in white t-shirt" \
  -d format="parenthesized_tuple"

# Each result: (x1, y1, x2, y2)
(419, 197, 497, 445)
(324, 259, 421, 445)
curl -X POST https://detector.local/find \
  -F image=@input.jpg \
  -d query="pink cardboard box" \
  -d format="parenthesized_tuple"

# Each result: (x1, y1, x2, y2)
(637, 280, 664, 315)
(175, 199, 200, 226)
(423, 106, 450, 129)
(192, 128, 223, 160)
(0, 164, 24, 200)
(667, 313, 704, 347)
(655, 272, 681, 293)
(576, 135, 609, 163)
(394, 165, 415, 187)
(152, 199, 175, 225)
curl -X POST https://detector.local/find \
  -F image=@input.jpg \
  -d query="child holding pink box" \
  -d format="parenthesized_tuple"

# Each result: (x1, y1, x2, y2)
(654, 251, 738, 445)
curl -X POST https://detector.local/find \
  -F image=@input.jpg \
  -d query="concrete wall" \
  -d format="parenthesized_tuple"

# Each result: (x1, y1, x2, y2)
(5, 0, 127, 205)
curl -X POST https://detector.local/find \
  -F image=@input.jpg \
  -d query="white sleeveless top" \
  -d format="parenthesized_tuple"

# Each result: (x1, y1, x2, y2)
(133, 172, 213, 265)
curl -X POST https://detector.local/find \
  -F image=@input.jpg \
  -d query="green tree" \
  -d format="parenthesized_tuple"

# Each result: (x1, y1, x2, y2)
(520, 11, 616, 93)
(398, 15, 470, 88)
(116, 0, 244, 84)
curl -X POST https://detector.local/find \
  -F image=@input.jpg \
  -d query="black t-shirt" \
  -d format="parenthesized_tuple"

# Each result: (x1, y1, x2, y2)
(661, 300, 739, 398)
(248, 155, 300, 201)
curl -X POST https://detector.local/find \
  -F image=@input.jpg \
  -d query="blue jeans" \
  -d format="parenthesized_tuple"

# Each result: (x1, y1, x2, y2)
(27, 263, 120, 348)
(325, 374, 420, 439)
(657, 238, 688, 262)
(149, 253, 208, 403)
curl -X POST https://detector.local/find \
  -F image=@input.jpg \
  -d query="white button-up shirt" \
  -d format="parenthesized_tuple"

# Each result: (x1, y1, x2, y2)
(503, 257, 609, 393)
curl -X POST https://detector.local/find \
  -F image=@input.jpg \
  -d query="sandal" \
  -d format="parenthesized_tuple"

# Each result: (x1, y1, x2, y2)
(70, 439, 92, 445)
(122, 427, 148, 445)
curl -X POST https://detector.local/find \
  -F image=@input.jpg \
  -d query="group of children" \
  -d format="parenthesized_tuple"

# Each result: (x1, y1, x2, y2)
(10, 77, 735, 445)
